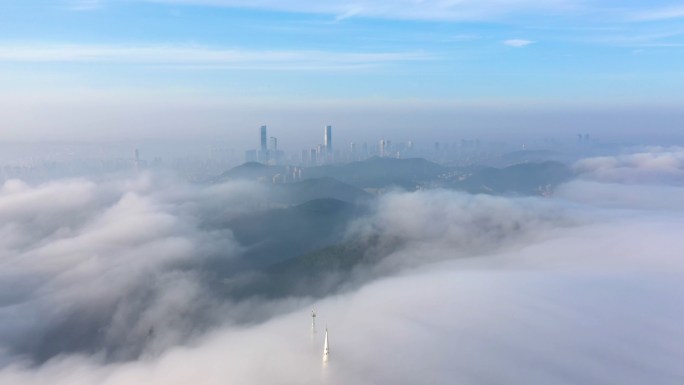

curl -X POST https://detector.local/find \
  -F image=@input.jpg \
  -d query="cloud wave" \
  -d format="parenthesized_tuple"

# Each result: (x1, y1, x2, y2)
(1, 148, 684, 384)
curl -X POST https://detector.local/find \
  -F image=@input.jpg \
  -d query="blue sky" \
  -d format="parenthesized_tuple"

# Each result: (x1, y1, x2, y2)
(1, 1, 683, 142)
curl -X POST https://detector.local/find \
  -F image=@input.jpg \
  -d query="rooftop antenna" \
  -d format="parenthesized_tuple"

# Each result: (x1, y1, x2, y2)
(322, 328, 330, 364)
(311, 307, 317, 334)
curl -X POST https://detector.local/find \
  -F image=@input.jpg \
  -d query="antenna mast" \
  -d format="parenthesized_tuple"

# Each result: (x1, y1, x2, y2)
(311, 307, 317, 334)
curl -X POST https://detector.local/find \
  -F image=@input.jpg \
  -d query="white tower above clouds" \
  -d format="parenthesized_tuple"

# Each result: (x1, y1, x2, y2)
(323, 328, 330, 364)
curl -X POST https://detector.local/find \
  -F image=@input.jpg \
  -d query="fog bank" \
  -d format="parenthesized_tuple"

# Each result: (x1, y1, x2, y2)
(1, 148, 683, 384)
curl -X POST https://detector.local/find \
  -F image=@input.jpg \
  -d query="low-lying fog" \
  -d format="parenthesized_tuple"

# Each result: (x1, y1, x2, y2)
(1, 147, 683, 384)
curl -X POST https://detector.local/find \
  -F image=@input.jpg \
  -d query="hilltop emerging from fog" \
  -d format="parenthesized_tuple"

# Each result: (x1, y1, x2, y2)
(217, 156, 573, 196)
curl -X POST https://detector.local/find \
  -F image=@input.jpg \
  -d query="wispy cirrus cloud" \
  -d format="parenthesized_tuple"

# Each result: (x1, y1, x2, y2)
(0, 44, 430, 70)
(143, 0, 576, 21)
(64, 0, 104, 11)
(630, 4, 684, 21)
(503, 39, 535, 47)
(123, 1, 684, 25)
(579, 29, 684, 48)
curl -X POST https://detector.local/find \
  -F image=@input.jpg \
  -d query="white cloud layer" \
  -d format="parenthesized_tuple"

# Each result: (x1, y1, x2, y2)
(555, 147, 684, 211)
(0, 174, 267, 364)
(572, 147, 684, 185)
(1, 148, 684, 384)
(1, 190, 683, 384)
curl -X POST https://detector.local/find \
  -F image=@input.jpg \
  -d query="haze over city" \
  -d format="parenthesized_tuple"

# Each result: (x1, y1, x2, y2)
(1, 1, 683, 385)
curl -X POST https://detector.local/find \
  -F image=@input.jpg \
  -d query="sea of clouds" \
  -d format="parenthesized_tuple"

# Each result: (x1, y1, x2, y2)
(0, 147, 683, 384)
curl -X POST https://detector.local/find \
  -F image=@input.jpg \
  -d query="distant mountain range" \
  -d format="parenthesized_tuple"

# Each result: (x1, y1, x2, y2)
(216, 161, 280, 181)
(304, 157, 447, 189)
(205, 157, 576, 301)
(219, 198, 364, 270)
(216, 157, 447, 191)
(269, 177, 372, 205)
(222, 235, 383, 299)
(217, 157, 573, 198)
(445, 161, 574, 196)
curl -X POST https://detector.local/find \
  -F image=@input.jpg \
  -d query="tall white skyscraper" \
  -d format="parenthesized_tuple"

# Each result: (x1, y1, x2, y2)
(324, 125, 332, 153)
(260, 125, 267, 151)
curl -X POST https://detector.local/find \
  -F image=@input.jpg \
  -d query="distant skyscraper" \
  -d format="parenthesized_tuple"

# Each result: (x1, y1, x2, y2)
(379, 139, 386, 157)
(270, 136, 278, 152)
(310, 148, 317, 165)
(324, 125, 332, 153)
(260, 125, 267, 151)
(134, 148, 140, 173)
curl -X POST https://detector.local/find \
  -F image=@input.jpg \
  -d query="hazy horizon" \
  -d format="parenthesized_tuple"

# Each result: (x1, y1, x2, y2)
(2, 0, 684, 146)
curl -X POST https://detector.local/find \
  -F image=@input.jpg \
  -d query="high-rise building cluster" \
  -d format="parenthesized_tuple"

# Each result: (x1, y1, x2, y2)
(244, 123, 433, 166)
(243, 123, 576, 167)
(246, 124, 340, 166)
(246, 124, 285, 164)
